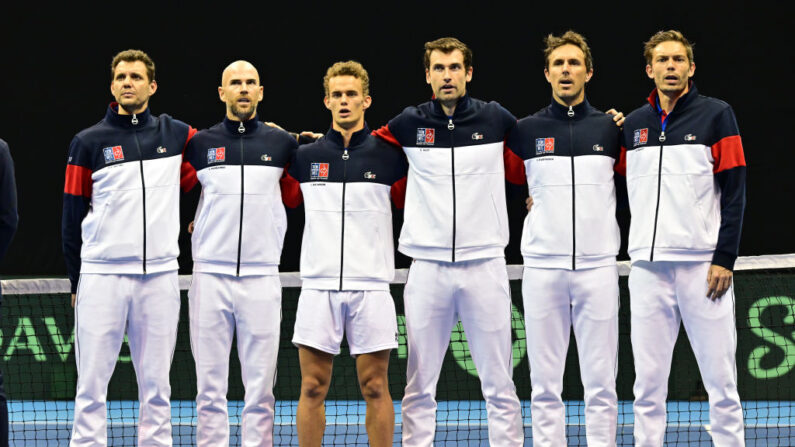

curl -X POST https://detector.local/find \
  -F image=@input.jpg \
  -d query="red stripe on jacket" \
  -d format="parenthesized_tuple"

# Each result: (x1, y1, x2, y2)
(391, 176, 407, 209)
(711, 135, 745, 173)
(372, 126, 401, 147)
(280, 166, 303, 208)
(64, 165, 92, 197)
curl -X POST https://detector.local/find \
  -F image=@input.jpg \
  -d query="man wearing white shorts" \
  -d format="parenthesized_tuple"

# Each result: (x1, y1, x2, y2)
(182, 61, 298, 446)
(282, 61, 408, 447)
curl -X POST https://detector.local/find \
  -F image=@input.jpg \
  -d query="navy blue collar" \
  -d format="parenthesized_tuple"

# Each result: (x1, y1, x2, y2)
(548, 98, 591, 120)
(431, 93, 472, 118)
(106, 102, 152, 129)
(647, 80, 698, 115)
(325, 123, 371, 149)
(223, 115, 261, 135)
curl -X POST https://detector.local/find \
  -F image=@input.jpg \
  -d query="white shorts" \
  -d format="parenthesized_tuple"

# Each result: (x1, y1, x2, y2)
(292, 289, 398, 356)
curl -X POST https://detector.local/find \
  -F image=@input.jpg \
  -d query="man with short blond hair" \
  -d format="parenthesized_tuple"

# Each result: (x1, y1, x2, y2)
(619, 30, 746, 446)
(284, 60, 407, 447)
(63, 49, 196, 446)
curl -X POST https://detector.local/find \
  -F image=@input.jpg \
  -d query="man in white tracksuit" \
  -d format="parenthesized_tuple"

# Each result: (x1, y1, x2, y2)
(505, 31, 623, 446)
(182, 61, 298, 446)
(619, 30, 747, 446)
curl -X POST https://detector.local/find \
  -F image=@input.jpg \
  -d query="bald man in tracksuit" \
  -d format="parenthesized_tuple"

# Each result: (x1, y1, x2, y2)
(181, 60, 298, 447)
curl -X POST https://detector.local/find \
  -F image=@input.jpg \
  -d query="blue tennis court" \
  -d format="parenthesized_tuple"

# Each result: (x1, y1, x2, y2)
(9, 400, 794, 446)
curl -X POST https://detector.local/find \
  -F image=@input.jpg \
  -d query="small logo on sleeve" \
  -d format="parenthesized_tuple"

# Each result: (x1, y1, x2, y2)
(103, 146, 125, 163)
(311, 162, 329, 180)
(684, 134, 697, 142)
(156, 146, 167, 154)
(592, 144, 604, 152)
(471, 132, 483, 140)
(364, 171, 376, 179)
(416, 128, 435, 145)
(633, 128, 648, 146)
(207, 147, 226, 163)
(535, 138, 555, 155)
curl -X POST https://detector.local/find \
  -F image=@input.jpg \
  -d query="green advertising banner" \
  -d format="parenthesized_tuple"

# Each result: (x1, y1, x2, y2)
(1, 271, 793, 402)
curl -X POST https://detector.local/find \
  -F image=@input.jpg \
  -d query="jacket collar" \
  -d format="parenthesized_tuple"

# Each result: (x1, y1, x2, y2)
(548, 97, 591, 120)
(647, 80, 698, 114)
(431, 93, 472, 117)
(106, 102, 152, 129)
(223, 115, 261, 135)
(325, 123, 371, 149)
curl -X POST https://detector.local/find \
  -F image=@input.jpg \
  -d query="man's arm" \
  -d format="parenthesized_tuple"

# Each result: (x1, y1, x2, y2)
(0, 140, 18, 262)
(62, 136, 93, 300)
(707, 106, 747, 299)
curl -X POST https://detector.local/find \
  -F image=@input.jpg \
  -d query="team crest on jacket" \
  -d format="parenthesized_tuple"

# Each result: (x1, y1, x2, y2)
(311, 162, 329, 180)
(535, 138, 555, 155)
(416, 128, 435, 145)
(633, 128, 649, 146)
(208, 147, 226, 163)
(103, 146, 124, 163)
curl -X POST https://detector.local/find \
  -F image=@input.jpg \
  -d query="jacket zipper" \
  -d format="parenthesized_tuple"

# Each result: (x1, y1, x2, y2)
(649, 130, 666, 262)
(340, 148, 349, 290)
(568, 106, 576, 271)
(132, 114, 147, 274)
(236, 122, 246, 276)
(449, 118, 456, 263)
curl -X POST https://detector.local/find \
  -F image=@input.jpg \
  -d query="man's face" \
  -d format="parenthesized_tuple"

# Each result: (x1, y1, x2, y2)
(544, 44, 592, 106)
(110, 60, 157, 115)
(425, 49, 472, 106)
(646, 40, 695, 96)
(324, 75, 371, 130)
(219, 63, 263, 121)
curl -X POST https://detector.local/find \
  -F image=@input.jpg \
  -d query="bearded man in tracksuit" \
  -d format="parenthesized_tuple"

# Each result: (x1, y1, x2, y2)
(282, 61, 407, 447)
(618, 30, 746, 446)
(374, 37, 525, 447)
(505, 31, 623, 446)
(62, 50, 196, 446)
(181, 60, 298, 447)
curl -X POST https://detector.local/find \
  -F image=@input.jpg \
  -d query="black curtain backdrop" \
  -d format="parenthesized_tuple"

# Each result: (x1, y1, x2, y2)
(1, 1, 792, 275)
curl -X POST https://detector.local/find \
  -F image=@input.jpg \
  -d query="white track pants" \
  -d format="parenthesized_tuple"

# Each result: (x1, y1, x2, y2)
(630, 261, 744, 446)
(401, 258, 523, 447)
(71, 272, 180, 447)
(189, 273, 281, 447)
(523, 265, 619, 446)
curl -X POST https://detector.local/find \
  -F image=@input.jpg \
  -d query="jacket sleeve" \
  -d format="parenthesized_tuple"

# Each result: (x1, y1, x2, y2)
(62, 136, 93, 294)
(503, 127, 526, 185)
(281, 147, 303, 208)
(710, 106, 746, 270)
(0, 140, 18, 261)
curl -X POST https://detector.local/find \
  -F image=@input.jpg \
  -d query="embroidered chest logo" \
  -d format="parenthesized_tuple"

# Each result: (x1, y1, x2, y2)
(535, 138, 555, 155)
(592, 144, 604, 152)
(311, 162, 329, 180)
(156, 146, 167, 154)
(261, 154, 272, 161)
(471, 132, 484, 140)
(684, 134, 697, 142)
(103, 146, 124, 163)
(364, 171, 376, 179)
(633, 128, 648, 146)
(207, 147, 226, 163)
(416, 128, 435, 145)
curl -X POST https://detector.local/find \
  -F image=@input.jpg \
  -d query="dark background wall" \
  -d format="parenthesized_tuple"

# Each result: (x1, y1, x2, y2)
(1, 2, 792, 275)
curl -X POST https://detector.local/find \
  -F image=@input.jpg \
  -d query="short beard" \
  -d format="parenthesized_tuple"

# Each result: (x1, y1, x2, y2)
(119, 100, 145, 115)
(230, 103, 257, 122)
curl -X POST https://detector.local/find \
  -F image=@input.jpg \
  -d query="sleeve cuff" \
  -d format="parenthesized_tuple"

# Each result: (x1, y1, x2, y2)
(711, 250, 737, 271)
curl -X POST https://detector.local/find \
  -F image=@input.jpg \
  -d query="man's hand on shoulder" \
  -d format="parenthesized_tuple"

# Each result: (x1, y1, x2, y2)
(606, 109, 625, 128)
(707, 264, 733, 300)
